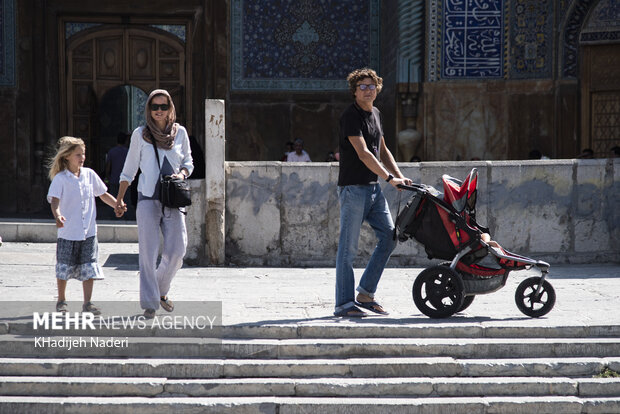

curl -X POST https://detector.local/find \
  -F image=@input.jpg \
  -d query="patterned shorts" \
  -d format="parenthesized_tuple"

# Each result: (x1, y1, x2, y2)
(55, 236, 105, 281)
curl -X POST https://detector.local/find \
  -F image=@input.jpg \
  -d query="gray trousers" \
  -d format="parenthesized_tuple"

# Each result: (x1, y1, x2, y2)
(136, 200, 187, 310)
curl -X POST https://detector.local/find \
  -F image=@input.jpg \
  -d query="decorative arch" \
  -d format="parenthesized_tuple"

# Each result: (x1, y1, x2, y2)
(560, 0, 596, 78)
(60, 25, 188, 173)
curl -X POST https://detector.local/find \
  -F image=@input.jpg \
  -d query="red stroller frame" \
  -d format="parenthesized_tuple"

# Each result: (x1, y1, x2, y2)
(395, 168, 555, 319)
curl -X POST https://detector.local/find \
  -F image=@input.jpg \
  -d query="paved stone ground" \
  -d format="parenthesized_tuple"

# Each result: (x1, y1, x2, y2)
(0, 242, 618, 328)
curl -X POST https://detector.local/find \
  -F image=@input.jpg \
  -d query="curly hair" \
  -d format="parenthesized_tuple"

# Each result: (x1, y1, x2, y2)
(346, 68, 383, 97)
(48, 136, 85, 180)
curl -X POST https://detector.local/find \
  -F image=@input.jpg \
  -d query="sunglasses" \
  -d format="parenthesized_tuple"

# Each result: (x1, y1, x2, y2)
(150, 103, 170, 111)
(357, 84, 377, 91)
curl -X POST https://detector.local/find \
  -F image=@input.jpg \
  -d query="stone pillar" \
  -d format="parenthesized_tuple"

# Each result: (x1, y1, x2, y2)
(205, 100, 226, 265)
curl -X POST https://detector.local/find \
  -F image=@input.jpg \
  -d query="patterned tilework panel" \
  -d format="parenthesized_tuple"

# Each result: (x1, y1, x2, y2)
(231, 0, 380, 90)
(562, 0, 596, 78)
(441, 0, 505, 79)
(0, 0, 15, 86)
(150, 25, 186, 42)
(510, 0, 553, 79)
(65, 23, 102, 39)
(581, 0, 620, 43)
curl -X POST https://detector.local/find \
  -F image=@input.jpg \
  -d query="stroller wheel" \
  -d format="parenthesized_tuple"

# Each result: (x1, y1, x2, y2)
(515, 277, 556, 318)
(458, 295, 475, 312)
(413, 265, 465, 318)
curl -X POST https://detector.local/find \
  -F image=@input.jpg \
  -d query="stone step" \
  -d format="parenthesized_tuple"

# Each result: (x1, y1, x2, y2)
(1, 357, 618, 378)
(5, 320, 620, 339)
(1, 396, 619, 414)
(1, 335, 619, 359)
(0, 220, 138, 243)
(1, 376, 620, 398)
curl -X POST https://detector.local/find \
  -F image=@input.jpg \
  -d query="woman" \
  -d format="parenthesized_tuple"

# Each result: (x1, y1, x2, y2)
(115, 89, 193, 319)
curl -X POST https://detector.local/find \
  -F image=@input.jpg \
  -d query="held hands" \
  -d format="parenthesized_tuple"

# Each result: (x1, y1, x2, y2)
(114, 200, 127, 218)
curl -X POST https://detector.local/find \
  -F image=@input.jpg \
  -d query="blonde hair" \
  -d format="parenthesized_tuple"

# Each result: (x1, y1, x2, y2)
(346, 68, 383, 97)
(48, 136, 85, 180)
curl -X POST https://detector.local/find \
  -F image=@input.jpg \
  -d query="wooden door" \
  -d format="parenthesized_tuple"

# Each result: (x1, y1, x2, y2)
(581, 44, 620, 157)
(64, 26, 187, 174)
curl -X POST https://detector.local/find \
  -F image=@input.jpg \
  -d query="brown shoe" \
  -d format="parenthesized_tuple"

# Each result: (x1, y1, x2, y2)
(144, 309, 156, 319)
(160, 296, 174, 312)
(82, 302, 101, 316)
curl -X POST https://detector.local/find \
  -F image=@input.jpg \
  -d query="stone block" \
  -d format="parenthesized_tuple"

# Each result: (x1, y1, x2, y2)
(226, 163, 282, 260)
(489, 161, 573, 253)
(281, 164, 334, 260)
(574, 160, 610, 253)
(579, 378, 620, 397)
(16, 222, 56, 242)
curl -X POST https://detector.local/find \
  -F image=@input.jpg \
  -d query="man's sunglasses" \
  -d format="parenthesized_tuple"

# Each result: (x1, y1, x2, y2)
(357, 84, 377, 91)
(150, 103, 170, 111)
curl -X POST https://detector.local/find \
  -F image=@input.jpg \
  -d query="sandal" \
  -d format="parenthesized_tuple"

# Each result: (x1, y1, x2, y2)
(56, 301, 68, 313)
(82, 302, 101, 316)
(144, 309, 156, 319)
(355, 300, 389, 315)
(334, 305, 367, 318)
(160, 296, 174, 312)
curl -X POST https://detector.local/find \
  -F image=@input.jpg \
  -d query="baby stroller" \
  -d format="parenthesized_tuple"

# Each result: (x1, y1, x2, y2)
(395, 168, 555, 319)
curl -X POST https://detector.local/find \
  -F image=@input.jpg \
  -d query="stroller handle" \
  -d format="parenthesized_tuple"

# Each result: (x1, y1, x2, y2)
(397, 183, 425, 192)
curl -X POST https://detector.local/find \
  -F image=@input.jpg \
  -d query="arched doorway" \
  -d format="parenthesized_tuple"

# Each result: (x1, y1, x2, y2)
(577, 0, 620, 157)
(61, 26, 189, 176)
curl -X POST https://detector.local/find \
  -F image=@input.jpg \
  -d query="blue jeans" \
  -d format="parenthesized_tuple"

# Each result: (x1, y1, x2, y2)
(335, 184, 397, 314)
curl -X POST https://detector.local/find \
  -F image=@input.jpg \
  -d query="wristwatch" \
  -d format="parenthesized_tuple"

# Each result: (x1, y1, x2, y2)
(386, 174, 394, 183)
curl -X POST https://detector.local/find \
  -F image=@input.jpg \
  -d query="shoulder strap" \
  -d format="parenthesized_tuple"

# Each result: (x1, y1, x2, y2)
(152, 142, 162, 173)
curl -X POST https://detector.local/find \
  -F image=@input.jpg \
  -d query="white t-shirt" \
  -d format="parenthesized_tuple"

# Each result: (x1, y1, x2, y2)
(47, 168, 107, 241)
(286, 150, 311, 162)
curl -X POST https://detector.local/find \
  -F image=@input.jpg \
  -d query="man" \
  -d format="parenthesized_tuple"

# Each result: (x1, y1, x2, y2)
(335, 68, 413, 317)
(286, 138, 312, 162)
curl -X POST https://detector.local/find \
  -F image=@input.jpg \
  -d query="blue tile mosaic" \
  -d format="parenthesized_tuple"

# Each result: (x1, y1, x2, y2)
(580, 0, 620, 43)
(510, 0, 553, 79)
(65, 22, 102, 39)
(231, 0, 380, 90)
(562, 0, 596, 78)
(0, 0, 16, 86)
(441, 0, 505, 79)
(150, 25, 186, 43)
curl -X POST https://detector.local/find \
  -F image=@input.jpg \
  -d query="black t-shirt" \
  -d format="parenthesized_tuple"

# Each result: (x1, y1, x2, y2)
(338, 103, 384, 186)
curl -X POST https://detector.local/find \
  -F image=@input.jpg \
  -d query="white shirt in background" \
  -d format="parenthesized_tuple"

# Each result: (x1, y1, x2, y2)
(287, 151, 311, 162)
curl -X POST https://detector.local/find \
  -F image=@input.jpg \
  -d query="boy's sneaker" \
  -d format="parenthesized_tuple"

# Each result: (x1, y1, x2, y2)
(82, 302, 101, 315)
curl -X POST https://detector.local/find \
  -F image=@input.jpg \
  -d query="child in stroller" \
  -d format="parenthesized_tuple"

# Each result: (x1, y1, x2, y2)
(395, 168, 555, 319)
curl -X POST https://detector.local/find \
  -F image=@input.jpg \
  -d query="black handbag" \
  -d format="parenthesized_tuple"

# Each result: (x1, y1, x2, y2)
(160, 175, 191, 208)
(152, 143, 191, 210)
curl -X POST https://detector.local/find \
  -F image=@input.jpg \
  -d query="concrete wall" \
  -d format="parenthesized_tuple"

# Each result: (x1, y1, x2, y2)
(225, 159, 619, 266)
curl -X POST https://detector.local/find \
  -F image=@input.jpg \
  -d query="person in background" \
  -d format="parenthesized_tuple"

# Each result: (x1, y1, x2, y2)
(577, 148, 594, 159)
(105, 132, 129, 217)
(286, 138, 311, 162)
(281, 141, 294, 161)
(188, 135, 205, 179)
(115, 89, 193, 319)
(334, 68, 413, 318)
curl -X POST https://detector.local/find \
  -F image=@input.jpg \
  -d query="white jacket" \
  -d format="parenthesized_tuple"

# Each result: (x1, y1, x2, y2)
(120, 126, 194, 197)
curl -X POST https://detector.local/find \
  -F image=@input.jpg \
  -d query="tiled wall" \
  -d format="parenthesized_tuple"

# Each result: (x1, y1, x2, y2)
(230, 0, 380, 90)
(0, 0, 15, 86)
